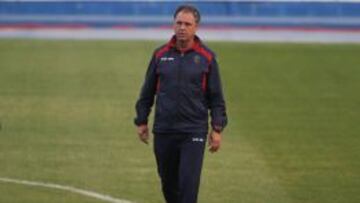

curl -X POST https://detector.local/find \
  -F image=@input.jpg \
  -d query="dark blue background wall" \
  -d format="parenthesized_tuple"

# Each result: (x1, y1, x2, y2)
(1, 1, 360, 29)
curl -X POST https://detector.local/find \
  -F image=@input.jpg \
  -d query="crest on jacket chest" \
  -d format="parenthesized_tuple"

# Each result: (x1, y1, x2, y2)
(193, 55, 201, 65)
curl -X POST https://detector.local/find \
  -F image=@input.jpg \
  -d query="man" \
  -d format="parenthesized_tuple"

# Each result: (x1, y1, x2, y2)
(134, 5, 227, 203)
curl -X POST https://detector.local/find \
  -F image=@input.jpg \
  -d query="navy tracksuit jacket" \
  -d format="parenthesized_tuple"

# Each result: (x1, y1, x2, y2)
(135, 35, 227, 133)
(135, 35, 228, 203)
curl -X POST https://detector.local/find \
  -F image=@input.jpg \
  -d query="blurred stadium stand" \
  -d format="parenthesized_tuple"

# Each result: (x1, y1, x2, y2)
(0, 0, 360, 30)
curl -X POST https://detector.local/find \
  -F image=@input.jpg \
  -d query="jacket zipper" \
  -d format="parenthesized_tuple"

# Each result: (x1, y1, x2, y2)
(174, 52, 185, 123)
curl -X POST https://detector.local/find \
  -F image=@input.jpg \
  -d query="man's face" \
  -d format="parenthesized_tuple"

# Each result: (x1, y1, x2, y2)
(174, 11, 198, 42)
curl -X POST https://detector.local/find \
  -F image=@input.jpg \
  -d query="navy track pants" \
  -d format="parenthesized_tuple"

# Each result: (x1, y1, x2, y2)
(154, 133, 207, 203)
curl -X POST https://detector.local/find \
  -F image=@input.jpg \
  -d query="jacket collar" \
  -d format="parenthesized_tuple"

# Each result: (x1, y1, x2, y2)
(166, 35, 202, 53)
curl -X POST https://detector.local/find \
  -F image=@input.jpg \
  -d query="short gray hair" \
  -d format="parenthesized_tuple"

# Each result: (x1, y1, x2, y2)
(173, 5, 201, 24)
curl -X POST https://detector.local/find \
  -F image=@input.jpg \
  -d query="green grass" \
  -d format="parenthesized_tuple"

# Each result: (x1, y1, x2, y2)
(0, 39, 359, 203)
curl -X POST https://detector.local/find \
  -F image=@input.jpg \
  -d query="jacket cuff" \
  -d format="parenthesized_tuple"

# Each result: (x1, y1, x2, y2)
(134, 117, 148, 126)
(211, 121, 225, 133)
(212, 125, 223, 133)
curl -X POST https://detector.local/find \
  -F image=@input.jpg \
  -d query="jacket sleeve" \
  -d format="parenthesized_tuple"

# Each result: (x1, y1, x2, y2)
(207, 56, 228, 131)
(134, 54, 157, 126)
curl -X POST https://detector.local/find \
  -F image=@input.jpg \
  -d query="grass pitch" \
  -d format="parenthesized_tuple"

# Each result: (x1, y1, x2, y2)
(0, 40, 359, 203)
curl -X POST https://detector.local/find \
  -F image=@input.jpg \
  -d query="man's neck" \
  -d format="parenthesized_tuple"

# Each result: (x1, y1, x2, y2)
(176, 38, 194, 53)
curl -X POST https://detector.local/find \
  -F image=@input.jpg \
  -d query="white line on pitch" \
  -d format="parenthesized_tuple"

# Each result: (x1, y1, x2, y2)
(0, 177, 134, 203)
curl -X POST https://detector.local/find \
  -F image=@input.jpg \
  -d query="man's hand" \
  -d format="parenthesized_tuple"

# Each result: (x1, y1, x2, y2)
(137, 124, 149, 144)
(208, 130, 222, 153)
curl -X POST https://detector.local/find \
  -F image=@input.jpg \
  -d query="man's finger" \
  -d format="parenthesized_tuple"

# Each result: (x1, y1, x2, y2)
(209, 139, 220, 153)
(139, 133, 149, 145)
(207, 133, 212, 146)
(141, 138, 149, 144)
(208, 131, 222, 153)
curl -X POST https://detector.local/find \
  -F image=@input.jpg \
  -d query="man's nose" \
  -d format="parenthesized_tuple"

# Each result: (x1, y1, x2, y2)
(180, 23, 186, 29)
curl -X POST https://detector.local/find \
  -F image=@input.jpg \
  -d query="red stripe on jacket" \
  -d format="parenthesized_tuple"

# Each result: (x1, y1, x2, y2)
(193, 39, 213, 93)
